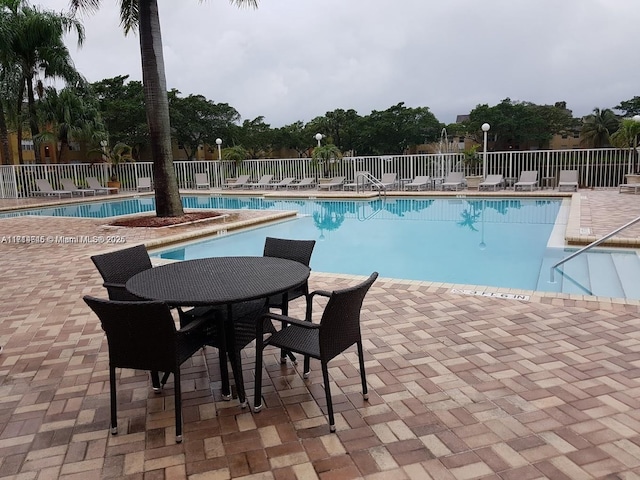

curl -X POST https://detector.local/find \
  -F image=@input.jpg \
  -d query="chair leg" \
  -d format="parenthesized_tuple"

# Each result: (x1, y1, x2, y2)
(357, 341, 368, 401)
(303, 294, 313, 378)
(174, 369, 182, 443)
(218, 347, 231, 400)
(150, 370, 161, 392)
(279, 299, 297, 365)
(216, 316, 231, 400)
(109, 366, 118, 435)
(254, 320, 264, 413)
(321, 362, 336, 432)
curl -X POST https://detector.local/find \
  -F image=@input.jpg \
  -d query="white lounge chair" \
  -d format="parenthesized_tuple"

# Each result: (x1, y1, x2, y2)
(194, 173, 209, 189)
(514, 170, 538, 191)
(137, 177, 152, 192)
(287, 177, 316, 189)
(404, 175, 431, 191)
(266, 177, 295, 189)
(247, 174, 274, 189)
(33, 179, 72, 198)
(375, 173, 397, 191)
(557, 170, 578, 192)
(317, 176, 346, 191)
(60, 178, 96, 196)
(223, 174, 251, 189)
(440, 172, 465, 191)
(86, 177, 118, 194)
(478, 174, 504, 191)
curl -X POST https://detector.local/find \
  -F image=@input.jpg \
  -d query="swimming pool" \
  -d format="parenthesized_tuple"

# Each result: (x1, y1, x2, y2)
(5, 195, 638, 298)
(156, 197, 567, 292)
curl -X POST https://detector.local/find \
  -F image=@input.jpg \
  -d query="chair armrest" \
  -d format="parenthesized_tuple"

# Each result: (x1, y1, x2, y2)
(103, 281, 125, 290)
(309, 289, 332, 300)
(177, 315, 210, 334)
(263, 312, 319, 329)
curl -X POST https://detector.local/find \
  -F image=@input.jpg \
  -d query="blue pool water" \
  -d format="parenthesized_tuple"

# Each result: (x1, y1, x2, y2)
(155, 197, 564, 291)
(5, 195, 638, 297)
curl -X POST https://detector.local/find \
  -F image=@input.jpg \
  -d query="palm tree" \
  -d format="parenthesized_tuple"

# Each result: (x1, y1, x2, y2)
(69, 0, 258, 218)
(610, 117, 640, 173)
(0, 0, 84, 164)
(580, 107, 620, 148)
(311, 143, 342, 177)
(36, 86, 105, 163)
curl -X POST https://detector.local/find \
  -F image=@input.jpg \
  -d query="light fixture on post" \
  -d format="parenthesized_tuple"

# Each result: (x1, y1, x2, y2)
(633, 116, 640, 174)
(481, 123, 490, 180)
(315, 133, 323, 147)
(215, 138, 222, 161)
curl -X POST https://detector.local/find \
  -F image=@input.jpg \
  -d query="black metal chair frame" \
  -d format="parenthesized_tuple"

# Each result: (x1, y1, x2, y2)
(254, 272, 378, 432)
(83, 296, 211, 443)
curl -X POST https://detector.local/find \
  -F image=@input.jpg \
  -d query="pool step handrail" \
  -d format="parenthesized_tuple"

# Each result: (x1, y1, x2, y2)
(550, 214, 640, 283)
(354, 172, 386, 197)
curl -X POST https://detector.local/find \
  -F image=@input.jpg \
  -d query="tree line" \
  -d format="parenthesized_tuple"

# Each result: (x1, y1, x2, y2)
(2, 0, 640, 216)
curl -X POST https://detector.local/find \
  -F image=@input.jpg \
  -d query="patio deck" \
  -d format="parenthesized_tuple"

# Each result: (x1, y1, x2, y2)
(1, 189, 640, 479)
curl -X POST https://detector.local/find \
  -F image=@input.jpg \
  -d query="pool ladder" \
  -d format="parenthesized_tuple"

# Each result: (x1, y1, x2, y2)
(550, 214, 640, 283)
(351, 172, 387, 197)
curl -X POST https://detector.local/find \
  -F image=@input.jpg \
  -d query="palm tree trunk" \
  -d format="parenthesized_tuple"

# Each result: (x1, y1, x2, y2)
(0, 103, 11, 165)
(26, 76, 42, 164)
(138, 0, 183, 217)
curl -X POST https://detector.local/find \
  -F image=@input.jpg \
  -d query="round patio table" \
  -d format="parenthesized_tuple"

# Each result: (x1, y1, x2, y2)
(126, 256, 310, 405)
(126, 256, 309, 307)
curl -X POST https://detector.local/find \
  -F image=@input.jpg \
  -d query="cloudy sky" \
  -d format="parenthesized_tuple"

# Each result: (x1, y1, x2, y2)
(45, 0, 640, 128)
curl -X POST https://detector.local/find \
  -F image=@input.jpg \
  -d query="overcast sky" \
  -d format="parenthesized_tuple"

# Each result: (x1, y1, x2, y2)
(45, 0, 640, 128)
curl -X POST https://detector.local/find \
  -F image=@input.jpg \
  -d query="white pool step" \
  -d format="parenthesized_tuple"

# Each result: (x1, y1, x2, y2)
(542, 249, 640, 300)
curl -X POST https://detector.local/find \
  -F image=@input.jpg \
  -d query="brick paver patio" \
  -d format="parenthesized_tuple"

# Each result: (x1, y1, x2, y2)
(0, 189, 639, 479)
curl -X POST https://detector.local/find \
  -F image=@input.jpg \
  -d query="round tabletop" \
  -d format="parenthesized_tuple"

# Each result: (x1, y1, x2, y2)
(126, 256, 310, 306)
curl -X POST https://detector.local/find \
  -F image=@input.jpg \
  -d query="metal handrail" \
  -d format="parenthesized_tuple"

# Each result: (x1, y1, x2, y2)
(353, 172, 387, 196)
(550, 214, 640, 283)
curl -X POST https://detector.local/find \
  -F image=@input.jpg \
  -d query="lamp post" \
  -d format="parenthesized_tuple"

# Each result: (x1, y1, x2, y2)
(481, 123, 490, 180)
(633, 116, 640, 174)
(215, 138, 222, 161)
(315, 133, 323, 147)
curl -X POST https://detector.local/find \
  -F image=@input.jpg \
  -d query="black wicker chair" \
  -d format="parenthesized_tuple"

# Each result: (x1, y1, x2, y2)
(263, 237, 316, 364)
(263, 237, 316, 316)
(83, 296, 211, 443)
(90, 245, 220, 392)
(254, 272, 378, 432)
(90, 245, 152, 301)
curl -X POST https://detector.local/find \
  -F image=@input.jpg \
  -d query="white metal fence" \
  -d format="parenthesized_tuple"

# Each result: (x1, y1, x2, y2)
(0, 148, 633, 198)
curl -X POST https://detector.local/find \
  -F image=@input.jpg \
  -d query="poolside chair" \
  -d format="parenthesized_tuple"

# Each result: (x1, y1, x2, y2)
(375, 173, 397, 191)
(288, 177, 316, 189)
(440, 172, 465, 191)
(194, 173, 209, 189)
(83, 296, 211, 443)
(137, 177, 152, 192)
(33, 179, 73, 198)
(514, 170, 538, 191)
(557, 170, 578, 192)
(247, 174, 274, 189)
(404, 175, 431, 191)
(254, 272, 378, 432)
(266, 177, 295, 189)
(223, 174, 251, 189)
(344, 171, 371, 191)
(317, 176, 346, 191)
(478, 174, 504, 191)
(60, 178, 96, 197)
(86, 177, 118, 194)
